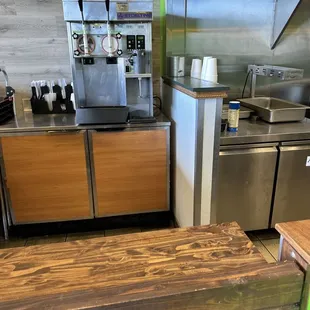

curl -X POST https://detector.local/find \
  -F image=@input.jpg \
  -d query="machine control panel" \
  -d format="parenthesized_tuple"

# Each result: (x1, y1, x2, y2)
(136, 35, 145, 50)
(127, 35, 136, 50)
(70, 23, 151, 57)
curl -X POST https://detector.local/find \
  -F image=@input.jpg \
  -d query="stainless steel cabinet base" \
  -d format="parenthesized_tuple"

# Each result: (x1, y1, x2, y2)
(271, 141, 310, 226)
(216, 143, 278, 231)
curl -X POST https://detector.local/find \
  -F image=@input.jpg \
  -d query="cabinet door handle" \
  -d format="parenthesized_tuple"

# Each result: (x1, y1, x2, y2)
(46, 130, 86, 135)
(91, 128, 126, 133)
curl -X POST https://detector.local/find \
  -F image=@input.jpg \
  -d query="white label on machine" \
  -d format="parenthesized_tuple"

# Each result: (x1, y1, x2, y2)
(306, 156, 310, 167)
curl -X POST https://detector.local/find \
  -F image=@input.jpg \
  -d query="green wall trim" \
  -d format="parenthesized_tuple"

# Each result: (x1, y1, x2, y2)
(160, 0, 166, 75)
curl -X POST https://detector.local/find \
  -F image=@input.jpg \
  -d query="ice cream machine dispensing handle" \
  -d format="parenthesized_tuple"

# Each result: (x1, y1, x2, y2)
(78, 0, 89, 55)
(105, 0, 110, 13)
(105, 0, 113, 57)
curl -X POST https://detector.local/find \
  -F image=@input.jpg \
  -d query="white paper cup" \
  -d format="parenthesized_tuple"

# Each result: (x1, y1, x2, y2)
(44, 93, 56, 112)
(204, 75, 218, 83)
(191, 59, 202, 79)
(70, 93, 76, 110)
(206, 58, 218, 76)
(201, 57, 212, 80)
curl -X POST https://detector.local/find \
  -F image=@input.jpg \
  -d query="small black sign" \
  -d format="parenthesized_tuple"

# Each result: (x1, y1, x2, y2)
(106, 57, 118, 65)
(82, 58, 95, 65)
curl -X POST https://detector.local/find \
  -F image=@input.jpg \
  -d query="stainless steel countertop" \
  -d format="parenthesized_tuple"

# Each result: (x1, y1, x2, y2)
(0, 112, 170, 134)
(221, 118, 310, 145)
(162, 76, 230, 92)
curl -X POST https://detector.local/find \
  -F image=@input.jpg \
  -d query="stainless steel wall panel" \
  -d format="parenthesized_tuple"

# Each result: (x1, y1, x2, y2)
(166, 0, 310, 102)
(166, 0, 186, 56)
(271, 0, 310, 105)
(185, 0, 274, 99)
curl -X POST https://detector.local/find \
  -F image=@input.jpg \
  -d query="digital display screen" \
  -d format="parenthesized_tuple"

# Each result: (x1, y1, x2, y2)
(137, 36, 144, 40)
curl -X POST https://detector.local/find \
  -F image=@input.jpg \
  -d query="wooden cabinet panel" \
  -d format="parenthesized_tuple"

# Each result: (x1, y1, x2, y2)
(1, 133, 92, 224)
(92, 129, 168, 217)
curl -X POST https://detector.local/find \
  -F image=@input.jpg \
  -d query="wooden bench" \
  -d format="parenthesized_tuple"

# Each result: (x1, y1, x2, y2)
(0, 222, 304, 309)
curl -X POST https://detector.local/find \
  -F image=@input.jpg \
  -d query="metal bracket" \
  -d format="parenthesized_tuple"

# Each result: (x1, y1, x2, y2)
(271, 0, 302, 49)
(0, 67, 9, 87)
(248, 64, 304, 98)
(0, 68, 15, 97)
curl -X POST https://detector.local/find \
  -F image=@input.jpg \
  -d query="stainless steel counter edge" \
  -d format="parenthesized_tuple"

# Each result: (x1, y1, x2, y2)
(162, 76, 230, 92)
(221, 119, 310, 145)
(0, 113, 171, 134)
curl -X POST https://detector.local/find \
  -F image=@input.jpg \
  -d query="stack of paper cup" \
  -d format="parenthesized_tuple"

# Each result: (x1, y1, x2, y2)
(191, 59, 202, 79)
(203, 58, 218, 83)
(201, 56, 212, 80)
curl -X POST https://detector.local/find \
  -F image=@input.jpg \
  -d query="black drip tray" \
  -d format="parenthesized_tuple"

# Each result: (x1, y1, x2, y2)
(76, 107, 129, 125)
(129, 116, 156, 124)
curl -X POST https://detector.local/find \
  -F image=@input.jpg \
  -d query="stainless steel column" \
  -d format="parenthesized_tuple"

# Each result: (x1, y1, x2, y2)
(199, 98, 223, 225)
(163, 82, 226, 227)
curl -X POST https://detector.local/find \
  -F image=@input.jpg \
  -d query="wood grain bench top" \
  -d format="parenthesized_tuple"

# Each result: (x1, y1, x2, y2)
(0, 222, 304, 309)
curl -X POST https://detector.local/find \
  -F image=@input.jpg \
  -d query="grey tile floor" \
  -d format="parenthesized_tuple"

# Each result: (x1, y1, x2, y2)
(246, 229, 280, 263)
(0, 227, 161, 249)
(0, 227, 281, 264)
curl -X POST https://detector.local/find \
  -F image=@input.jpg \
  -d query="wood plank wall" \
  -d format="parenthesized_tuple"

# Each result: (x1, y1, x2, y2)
(0, 0, 161, 112)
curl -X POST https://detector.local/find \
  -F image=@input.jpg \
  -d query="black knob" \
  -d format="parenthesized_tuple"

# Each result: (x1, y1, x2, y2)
(74, 50, 80, 56)
(72, 32, 79, 40)
(116, 33, 122, 40)
(117, 49, 123, 56)
(6, 86, 15, 97)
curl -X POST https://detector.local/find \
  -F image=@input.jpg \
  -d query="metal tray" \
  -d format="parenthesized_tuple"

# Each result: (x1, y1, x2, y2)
(238, 97, 310, 123)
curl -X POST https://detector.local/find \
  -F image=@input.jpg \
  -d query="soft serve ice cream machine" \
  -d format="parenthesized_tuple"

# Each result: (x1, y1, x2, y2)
(62, 0, 154, 124)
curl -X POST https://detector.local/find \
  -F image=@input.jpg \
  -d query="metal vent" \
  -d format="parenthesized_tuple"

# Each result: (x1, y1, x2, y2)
(271, 0, 302, 49)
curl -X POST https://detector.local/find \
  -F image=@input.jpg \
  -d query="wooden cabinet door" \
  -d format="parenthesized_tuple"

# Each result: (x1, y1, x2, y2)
(1, 132, 92, 224)
(92, 129, 168, 217)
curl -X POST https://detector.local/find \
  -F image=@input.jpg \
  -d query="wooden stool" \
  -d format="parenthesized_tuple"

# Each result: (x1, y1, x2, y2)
(276, 220, 310, 310)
